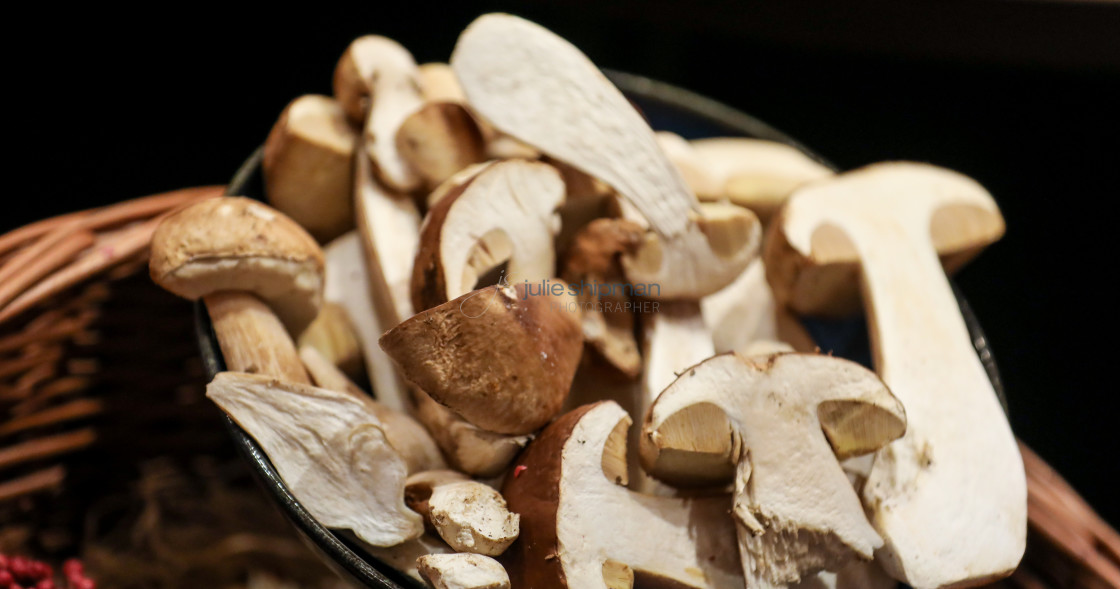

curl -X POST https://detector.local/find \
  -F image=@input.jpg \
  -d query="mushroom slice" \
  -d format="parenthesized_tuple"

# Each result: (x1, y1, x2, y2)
(501, 401, 742, 589)
(332, 35, 424, 193)
(298, 302, 364, 382)
(396, 102, 486, 190)
(405, 470, 519, 555)
(418, 63, 468, 103)
(452, 14, 758, 299)
(418, 554, 511, 589)
(410, 159, 565, 311)
(701, 258, 815, 355)
(300, 346, 445, 475)
(412, 391, 529, 477)
(765, 162, 1024, 586)
(381, 283, 582, 435)
(205, 372, 423, 547)
(689, 137, 834, 222)
(655, 131, 724, 199)
(362, 534, 456, 582)
(642, 353, 906, 587)
(262, 94, 357, 243)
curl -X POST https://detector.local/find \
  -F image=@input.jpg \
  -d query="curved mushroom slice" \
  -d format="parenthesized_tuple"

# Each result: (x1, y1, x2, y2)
(332, 35, 424, 193)
(262, 94, 356, 243)
(701, 258, 816, 355)
(643, 353, 906, 587)
(381, 283, 583, 435)
(501, 401, 742, 589)
(765, 162, 1025, 587)
(689, 137, 834, 222)
(205, 372, 423, 547)
(452, 14, 757, 299)
(299, 346, 445, 475)
(418, 554, 511, 589)
(411, 159, 565, 312)
(396, 102, 486, 190)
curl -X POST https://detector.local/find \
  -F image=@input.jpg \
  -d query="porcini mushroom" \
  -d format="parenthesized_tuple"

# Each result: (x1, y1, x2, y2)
(765, 162, 1026, 586)
(205, 372, 423, 546)
(149, 197, 323, 383)
(418, 63, 468, 103)
(406, 470, 519, 556)
(298, 302, 365, 382)
(501, 401, 742, 589)
(412, 391, 529, 477)
(452, 14, 760, 299)
(396, 101, 486, 190)
(643, 352, 906, 587)
(418, 553, 511, 589)
(333, 35, 425, 193)
(380, 283, 582, 435)
(262, 94, 357, 242)
(410, 159, 565, 311)
(701, 259, 815, 355)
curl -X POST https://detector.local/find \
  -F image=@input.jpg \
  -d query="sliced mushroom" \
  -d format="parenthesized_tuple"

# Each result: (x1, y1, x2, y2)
(418, 63, 468, 103)
(452, 14, 759, 299)
(410, 159, 565, 312)
(501, 401, 742, 588)
(794, 560, 898, 589)
(333, 35, 424, 193)
(701, 258, 815, 355)
(412, 390, 529, 477)
(150, 197, 323, 383)
(361, 534, 456, 582)
(262, 95, 356, 243)
(688, 137, 834, 222)
(418, 553, 511, 589)
(643, 352, 906, 586)
(405, 472, 521, 556)
(298, 302, 364, 382)
(300, 345, 444, 474)
(766, 162, 1025, 586)
(381, 283, 582, 435)
(655, 131, 724, 199)
(396, 102, 486, 191)
(206, 372, 423, 546)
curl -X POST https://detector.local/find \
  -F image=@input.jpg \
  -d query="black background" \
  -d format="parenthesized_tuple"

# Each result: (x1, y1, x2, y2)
(10, 2, 1119, 524)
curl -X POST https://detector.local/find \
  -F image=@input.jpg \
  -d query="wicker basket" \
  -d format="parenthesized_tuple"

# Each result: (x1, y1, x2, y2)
(1, 190, 1117, 588)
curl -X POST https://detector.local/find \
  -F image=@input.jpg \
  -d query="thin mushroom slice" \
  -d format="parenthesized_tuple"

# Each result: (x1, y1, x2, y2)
(381, 283, 583, 435)
(766, 162, 1024, 587)
(452, 14, 758, 299)
(643, 353, 906, 587)
(418, 553, 511, 589)
(205, 372, 423, 547)
(410, 159, 565, 312)
(500, 401, 743, 589)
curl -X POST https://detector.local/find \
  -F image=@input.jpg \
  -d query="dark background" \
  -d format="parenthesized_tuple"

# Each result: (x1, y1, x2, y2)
(10, 2, 1119, 524)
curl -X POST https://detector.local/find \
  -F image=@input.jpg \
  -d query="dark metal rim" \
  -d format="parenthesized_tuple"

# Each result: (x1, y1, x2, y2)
(198, 70, 1007, 589)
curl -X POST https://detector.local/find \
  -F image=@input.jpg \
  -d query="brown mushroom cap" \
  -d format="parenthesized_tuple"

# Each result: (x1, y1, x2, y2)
(149, 197, 324, 335)
(380, 283, 582, 435)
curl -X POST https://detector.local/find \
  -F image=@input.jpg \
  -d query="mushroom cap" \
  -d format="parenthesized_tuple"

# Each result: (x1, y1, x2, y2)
(766, 162, 1004, 315)
(380, 283, 583, 435)
(149, 196, 324, 335)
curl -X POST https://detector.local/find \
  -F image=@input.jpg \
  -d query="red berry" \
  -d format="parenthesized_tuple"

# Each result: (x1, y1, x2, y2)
(0, 553, 9, 568)
(74, 580, 95, 589)
(61, 561, 82, 579)
(11, 584, 25, 589)
(37, 580, 55, 589)
(0, 570, 13, 584)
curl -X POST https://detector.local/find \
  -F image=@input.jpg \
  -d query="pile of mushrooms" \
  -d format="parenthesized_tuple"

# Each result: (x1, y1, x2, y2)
(149, 13, 1026, 589)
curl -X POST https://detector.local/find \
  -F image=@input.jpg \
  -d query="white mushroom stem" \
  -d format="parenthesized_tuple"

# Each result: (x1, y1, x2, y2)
(205, 292, 310, 385)
(644, 353, 906, 587)
(418, 553, 511, 589)
(770, 162, 1026, 586)
(206, 372, 422, 547)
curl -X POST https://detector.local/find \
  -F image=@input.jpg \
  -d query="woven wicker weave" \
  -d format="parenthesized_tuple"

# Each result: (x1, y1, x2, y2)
(1, 189, 1116, 587)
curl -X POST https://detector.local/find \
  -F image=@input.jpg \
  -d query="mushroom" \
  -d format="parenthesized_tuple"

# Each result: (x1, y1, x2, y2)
(501, 401, 742, 589)
(654, 131, 724, 199)
(361, 534, 455, 582)
(299, 345, 445, 475)
(642, 352, 906, 587)
(688, 137, 833, 222)
(262, 94, 357, 243)
(396, 101, 486, 190)
(205, 372, 423, 546)
(452, 14, 760, 299)
(418, 63, 468, 103)
(149, 197, 323, 383)
(406, 470, 519, 556)
(765, 162, 1026, 586)
(352, 154, 530, 474)
(333, 35, 424, 193)
(410, 159, 565, 312)
(380, 283, 582, 435)
(418, 554, 511, 589)
(701, 259, 816, 355)
(297, 302, 365, 382)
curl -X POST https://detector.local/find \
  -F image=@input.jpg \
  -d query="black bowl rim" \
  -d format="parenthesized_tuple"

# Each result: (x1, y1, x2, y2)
(197, 69, 1006, 588)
